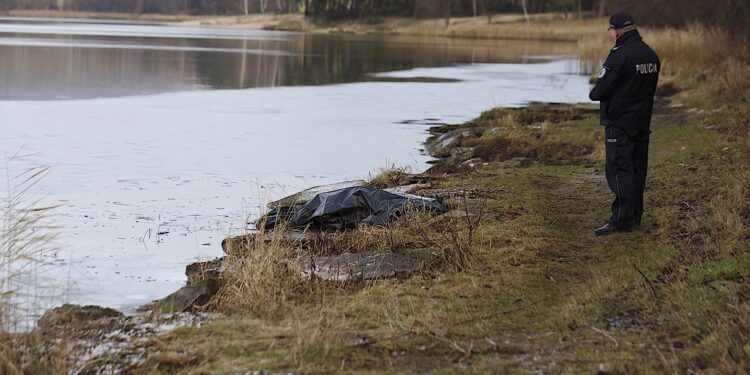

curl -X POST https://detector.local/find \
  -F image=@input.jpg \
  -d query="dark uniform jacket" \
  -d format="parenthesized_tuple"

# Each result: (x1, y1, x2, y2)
(589, 30, 660, 128)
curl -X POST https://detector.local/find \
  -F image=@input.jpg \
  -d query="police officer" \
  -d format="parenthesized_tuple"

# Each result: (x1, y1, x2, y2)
(589, 11, 660, 236)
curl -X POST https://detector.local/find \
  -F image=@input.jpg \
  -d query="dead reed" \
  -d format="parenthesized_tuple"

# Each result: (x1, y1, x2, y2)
(211, 224, 305, 318)
(368, 165, 413, 189)
(0, 159, 66, 373)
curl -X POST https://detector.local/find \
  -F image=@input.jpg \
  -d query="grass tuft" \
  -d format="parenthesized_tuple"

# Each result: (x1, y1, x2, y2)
(368, 165, 413, 189)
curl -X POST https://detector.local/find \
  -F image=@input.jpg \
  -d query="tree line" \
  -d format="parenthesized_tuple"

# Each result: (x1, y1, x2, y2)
(2, 0, 746, 36)
(0, 0, 601, 17)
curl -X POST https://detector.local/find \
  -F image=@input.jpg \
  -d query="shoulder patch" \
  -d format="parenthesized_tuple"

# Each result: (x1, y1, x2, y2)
(598, 67, 608, 79)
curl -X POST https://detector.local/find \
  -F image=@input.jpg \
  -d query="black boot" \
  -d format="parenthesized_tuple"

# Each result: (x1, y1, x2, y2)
(595, 223, 632, 236)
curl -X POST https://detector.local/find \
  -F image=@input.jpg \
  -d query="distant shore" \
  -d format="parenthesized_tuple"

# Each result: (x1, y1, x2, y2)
(3, 10, 606, 42)
(2, 9, 297, 29)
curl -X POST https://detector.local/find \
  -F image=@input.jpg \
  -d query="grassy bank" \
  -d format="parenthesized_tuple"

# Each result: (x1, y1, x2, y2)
(119, 101, 746, 373)
(94, 20, 748, 372)
(3, 15, 749, 374)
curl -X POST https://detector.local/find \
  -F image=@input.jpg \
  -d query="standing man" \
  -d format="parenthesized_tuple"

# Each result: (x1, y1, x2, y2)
(589, 12, 660, 236)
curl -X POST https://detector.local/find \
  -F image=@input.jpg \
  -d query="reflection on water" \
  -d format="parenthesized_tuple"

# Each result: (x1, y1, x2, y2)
(0, 19, 578, 100)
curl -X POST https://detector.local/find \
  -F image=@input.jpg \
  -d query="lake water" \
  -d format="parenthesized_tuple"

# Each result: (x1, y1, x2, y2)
(0, 17, 591, 323)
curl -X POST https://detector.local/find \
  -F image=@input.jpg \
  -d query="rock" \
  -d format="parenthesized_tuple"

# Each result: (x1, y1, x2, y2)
(429, 209, 479, 226)
(300, 251, 426, 281)
(185, 257, 226, 285)
(144, 279, 220, 313)
(450, 147, 474, 159)
(427, 129, 464, 157)
(140, 258, 226, 313)
(597, 362, 613, 374)
(222, 230, 321, 256)
(498, 157, 532, 168)
(222, 232, 257, 255)
(383, 183, 431, 195)
(484, 127, 502, 137)
(462, 157, 484, 167)
(37, 304, 123, 332)
(440, 209, 477, 218)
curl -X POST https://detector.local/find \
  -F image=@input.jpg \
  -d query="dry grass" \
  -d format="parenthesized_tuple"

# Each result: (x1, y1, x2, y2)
(211, 225, 306, 318)
(578, 24, 750, 92)
(288, 305, 347, 368)
(368, 165, 412, 189)
(213, 195, 484, 317)
(0, 159, 67, 374)
(319, 13, 604, 42)
(1, 164, 56, 330)
(427, 104, 599, 172)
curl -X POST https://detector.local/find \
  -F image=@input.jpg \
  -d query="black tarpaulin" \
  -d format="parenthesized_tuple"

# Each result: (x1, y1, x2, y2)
(261, 186, 447, 230)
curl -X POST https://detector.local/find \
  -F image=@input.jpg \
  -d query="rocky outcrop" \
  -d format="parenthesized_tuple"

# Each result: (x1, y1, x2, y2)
(425, 103, 598, 173)
(300, 250, 428, 281)
(139, 258, 225, 313)
(37, 304, 124, 333)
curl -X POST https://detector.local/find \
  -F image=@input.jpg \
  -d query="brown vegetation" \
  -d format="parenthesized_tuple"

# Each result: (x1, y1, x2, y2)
(368, 165, 413, 189)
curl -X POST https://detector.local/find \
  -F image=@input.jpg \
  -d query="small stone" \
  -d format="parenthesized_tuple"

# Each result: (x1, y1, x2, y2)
(484, 127, 502, 137)
(597, 362, 613, 374)
(462, 157, 483, 167)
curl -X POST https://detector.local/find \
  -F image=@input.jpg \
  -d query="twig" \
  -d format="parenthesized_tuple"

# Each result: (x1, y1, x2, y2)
(632, 262, 658, 298)
(590, 326, 618, 348)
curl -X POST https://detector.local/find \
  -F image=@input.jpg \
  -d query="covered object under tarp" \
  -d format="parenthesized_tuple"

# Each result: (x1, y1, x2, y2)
(260, 186, 447, 230)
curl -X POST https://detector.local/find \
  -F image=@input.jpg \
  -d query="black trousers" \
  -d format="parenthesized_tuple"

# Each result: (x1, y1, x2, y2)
(605, 126, 650, 228)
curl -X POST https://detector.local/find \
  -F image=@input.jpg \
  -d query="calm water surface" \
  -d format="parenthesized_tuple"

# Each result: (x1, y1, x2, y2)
(0, 17, 591, 322)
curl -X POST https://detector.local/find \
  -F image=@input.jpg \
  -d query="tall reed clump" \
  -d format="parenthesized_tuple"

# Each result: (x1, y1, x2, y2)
(1, 160, 65, 373)
(578, 24, 750, 96)
(1, 165, 55, 331)
(212, 224, 306, 318)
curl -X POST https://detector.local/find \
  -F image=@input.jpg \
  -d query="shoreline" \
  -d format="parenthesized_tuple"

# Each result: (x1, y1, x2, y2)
(11, 90, 750, 372)
(4, 16, 749, 373)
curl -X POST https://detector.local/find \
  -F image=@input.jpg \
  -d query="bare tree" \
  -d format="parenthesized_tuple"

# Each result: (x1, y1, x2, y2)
(598, 0, 607, 17)
(443, 0, 452, 27)
(479, 0, 493, 24)
(135, 0, 146, 14)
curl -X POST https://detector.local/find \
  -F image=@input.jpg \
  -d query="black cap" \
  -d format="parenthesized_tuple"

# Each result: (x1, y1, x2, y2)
(608, 11, 635, 30)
